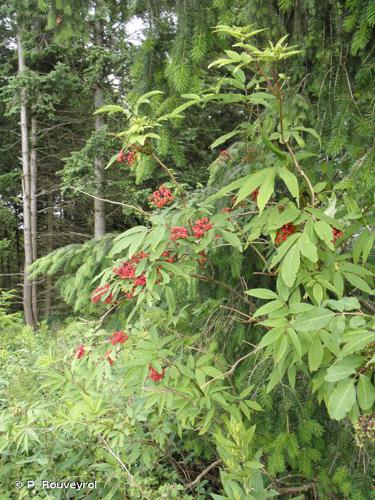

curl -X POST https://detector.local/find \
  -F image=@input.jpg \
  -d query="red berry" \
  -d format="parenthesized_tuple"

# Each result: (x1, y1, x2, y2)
(75, 345, 85, 359)
(332, 227, 343, 242)
(192, 217, 213, 238)
(109, 330, 129, 345)
(149, 186, 174, 209)
(148, 364, 166, 382)
(275, 224, 296, 245)
(170, 226, 189, 241)
(91, 284, 113, 304)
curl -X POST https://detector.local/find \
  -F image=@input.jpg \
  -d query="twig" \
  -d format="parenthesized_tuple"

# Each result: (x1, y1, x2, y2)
(186, 459, 221, 489)
(72, 187, 150, 216)
(97, 434, 139, 489)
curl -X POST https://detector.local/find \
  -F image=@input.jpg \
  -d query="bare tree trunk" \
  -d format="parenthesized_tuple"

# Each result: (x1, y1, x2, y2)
(93, 19, 106, 239)
(30, 115, 38, 323)
(17, 29, 36, 329)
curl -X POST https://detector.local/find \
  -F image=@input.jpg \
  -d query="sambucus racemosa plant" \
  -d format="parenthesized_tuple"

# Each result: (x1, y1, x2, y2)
(21, 25, 374, 498)
(95, 23, 374, 425)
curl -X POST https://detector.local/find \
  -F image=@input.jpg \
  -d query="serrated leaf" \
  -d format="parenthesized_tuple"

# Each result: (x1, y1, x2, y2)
(245, 288, 279, 300)
(253, 300, 284, 318)
(357, 375, 375, 410)
(258, 327, 284, 349)
(280, 243, 300, 287)
(292, 307, 335, 332)
(308, 335, 324, 371)
(325, 357, 362, 382)
(327, 379, 356, 420)
(278, 167, 299, 202)
(257, 168, 276, 214)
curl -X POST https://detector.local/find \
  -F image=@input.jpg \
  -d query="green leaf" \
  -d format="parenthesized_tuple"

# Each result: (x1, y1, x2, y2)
(323, 297, 360, 312)
(278, 167, 299, 202)
(280, 243, 300, 287)
(253, 300, 285, 318)
(270, 233, 301, 268)
(313, 283, 323, 305)
(94, 104, 127, 115)
(325, 357, 362, 382)
(327, 379, 356, 420)
(357, 374, 375, 410)
(235, 169, 270, 205)
(287, 328, 301, 359)
(314, 220, 334, 250)
(257, 168, 276, 214)
(161, 262, 191, 279)
(261, 131, 288, 160)
(245, 289, 279, 300)
(341, 331, 375, 356)
(308, 335, 324, 371)
(219, 230, 243, 251)
(210, 130, 241, 149)
(345, 273, 373, 294)
(258, 327, 284, 349)
(292, 307, 335, 332)
(298, 233, 318, 262)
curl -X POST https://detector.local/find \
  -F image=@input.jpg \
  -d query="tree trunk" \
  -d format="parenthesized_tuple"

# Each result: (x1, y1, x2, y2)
(93, 19, 106, 239)
(30, 115, 38, 323)
(17, 29, 36, 329)
(43, 189, 54, 317)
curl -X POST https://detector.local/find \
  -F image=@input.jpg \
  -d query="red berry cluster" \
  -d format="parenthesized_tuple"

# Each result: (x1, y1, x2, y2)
(148, 364, 166, 382)
(251, 189, 259, 202)
(332, 227, 343, 242)
(149, 186, 174, 209)
(170, 226, 189, 241)
(192, 217, 213, 238)
(91, 284, 113, 304)
(219, 149, 230, 159)
(113, 261, 136, 279)
(275, 223, 296, 245)
(117, 146, 137, 166)
(109, 330, 129, 345)
(113, 252, 149, 294)
(75, 345, 85, 359)
(222, 207, 232, 214)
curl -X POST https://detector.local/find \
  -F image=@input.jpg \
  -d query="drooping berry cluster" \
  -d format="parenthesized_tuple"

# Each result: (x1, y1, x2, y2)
(354, 413, 375, 448)
(192, 217, 213, 238)
(91, 284, 114, 304)
(332, 227, 343, 242)
(275, 223, 296, 245)
(117, 146, 137, 166)
(170, 226, 189, 241)
(109, 330, 129, 345)
(148, 364, 166, 382)
(149, 186, 174, 209)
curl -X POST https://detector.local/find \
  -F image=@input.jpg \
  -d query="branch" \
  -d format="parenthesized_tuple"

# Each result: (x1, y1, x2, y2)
(186, 460, 221, 489)
(71, 187, 150, 216)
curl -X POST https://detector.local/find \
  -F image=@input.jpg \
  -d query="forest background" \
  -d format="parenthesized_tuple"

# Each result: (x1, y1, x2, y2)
(0, 0, 374, 499)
